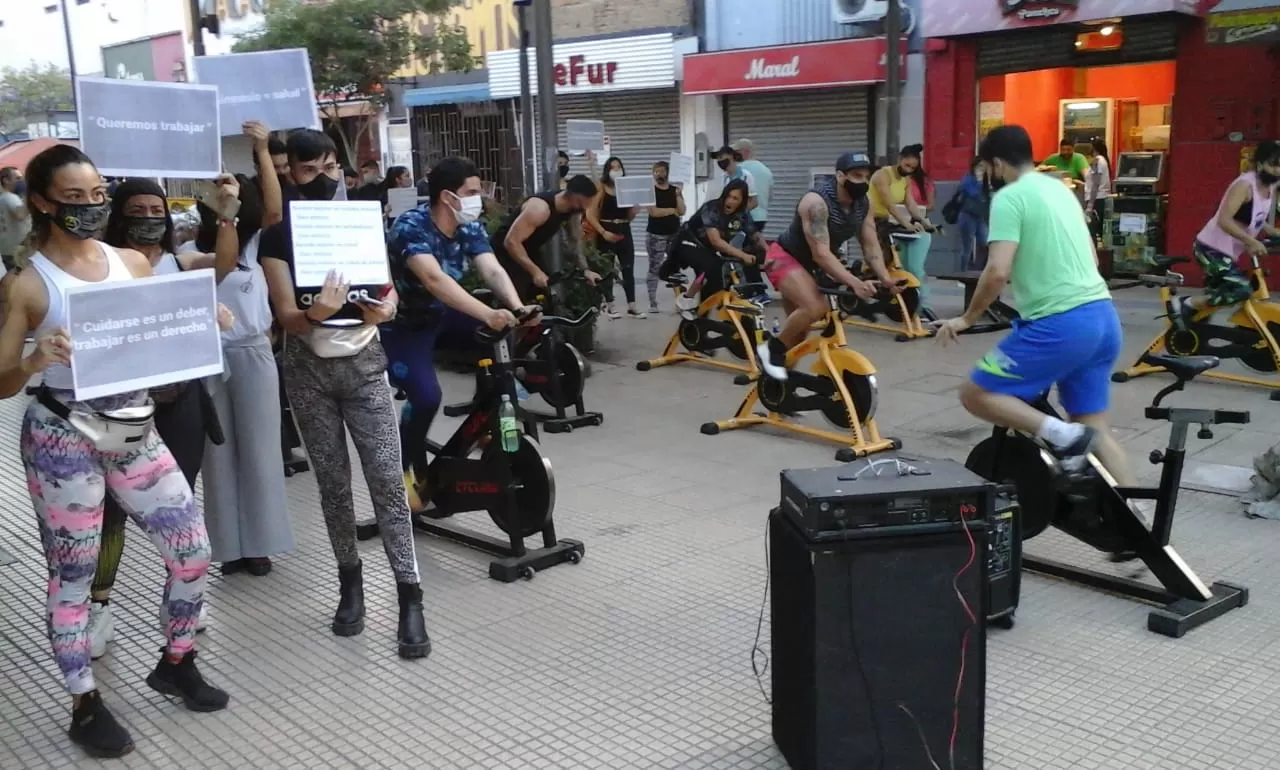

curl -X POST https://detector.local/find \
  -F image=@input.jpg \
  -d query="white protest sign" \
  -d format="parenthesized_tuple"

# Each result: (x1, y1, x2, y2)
(386, 187, 418, 219)
(668, 152, 695, 186)
(289, 200, 390, 287)
(614, 175, 656, 208)
(76, 78, 221, 178)
(193, 49, 320, 135)
(566, 119, 605, 153)
(67, 270, 223, 401)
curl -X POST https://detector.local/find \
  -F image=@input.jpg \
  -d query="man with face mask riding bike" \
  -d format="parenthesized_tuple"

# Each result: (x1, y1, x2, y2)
(756, 151, 898, 379)
(383, 157, 540, 514)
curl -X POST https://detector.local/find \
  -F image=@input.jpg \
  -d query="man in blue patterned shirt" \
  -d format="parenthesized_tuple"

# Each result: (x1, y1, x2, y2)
(383, 156, 537, 508)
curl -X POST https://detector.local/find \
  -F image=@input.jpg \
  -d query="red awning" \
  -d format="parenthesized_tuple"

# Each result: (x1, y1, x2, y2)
(0, 138, 78, 173)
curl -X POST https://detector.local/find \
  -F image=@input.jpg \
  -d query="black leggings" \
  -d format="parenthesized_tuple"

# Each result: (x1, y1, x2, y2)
(597, 221, 637, 304)
(92, 383, 208, 594)
(661, 240, 728, 302)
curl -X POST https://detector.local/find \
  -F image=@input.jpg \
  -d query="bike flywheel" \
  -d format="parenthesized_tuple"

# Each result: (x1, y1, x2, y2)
(527, 343, 588, 409)
(819, 371, 877, 428)
(482, 434, 555, 538)
(883, 287, 922, 322)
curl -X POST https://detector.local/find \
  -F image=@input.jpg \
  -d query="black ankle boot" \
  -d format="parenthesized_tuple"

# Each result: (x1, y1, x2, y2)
(333, 562, 365, 637)
(146, 649, 230, 712)
(68, 690, 134, 758)
(396, 582, 432, 660)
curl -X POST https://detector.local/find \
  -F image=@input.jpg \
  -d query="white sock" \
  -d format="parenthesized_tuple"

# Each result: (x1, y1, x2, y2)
(1036, 416, 1085, 449)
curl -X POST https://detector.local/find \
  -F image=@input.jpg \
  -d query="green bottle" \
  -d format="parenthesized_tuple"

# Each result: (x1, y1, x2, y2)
(499, 394, 520, 453)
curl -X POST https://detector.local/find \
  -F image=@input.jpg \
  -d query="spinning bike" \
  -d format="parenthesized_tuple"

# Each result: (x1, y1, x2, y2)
(835, 224, 932, 342)
(359, 306, 585, 582)
(636, 253, 767, 383)
(1113, 241, 1280, 401)
(966, 352, 1250, 637)
(700, 285, 901, 461)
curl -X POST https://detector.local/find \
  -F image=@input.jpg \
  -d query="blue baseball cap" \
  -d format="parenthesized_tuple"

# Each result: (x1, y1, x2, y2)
(837, 151, 873, 172)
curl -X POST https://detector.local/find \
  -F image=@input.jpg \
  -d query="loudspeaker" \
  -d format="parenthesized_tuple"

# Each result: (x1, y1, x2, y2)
(770, 510, 986, 770)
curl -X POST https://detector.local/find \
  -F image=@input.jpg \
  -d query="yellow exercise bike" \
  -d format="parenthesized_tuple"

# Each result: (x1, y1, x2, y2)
(637, 253, 766, 383)
(1113, 239, 1280, 401)
(701, 285, 901, 461)
(834, 224, 933, 342)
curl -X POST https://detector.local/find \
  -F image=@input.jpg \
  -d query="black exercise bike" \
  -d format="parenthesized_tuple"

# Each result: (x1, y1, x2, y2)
(965, 352, 1250, 637)
(359, 305, 587, 582)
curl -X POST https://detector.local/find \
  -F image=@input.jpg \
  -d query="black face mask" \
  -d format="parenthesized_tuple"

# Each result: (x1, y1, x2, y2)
(51, 200, 111, 240)
(655, 176, 668, 185)
(843, 181, 869, 200)
(297, 173, 339, 201)
(558, 165, 570, 178)
(12, 180, 27, 196)
(1259, 170, 1280, 187)
(125, 216, 168, 246)
(716, 159, 731, 171)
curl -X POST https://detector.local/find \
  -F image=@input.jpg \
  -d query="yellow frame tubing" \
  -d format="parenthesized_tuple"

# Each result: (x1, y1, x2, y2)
(638, 289, 762, 377)
(704, 312, 898, 458)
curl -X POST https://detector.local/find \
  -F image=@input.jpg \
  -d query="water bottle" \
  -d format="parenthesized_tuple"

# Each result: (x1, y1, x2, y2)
(771, 318, 781, 337)
(499, 395, 520, 453)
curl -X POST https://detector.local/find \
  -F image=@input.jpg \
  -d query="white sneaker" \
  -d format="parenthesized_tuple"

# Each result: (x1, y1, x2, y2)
(675, 295, 699, 321)
(88, 602, 113, 660)
(159, 601, 210, 634)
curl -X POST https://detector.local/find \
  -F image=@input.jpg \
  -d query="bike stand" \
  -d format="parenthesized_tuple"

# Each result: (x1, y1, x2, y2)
(411, 515, 584, 582)
(521, 399, 604, 434)
(1022, 555, 1249, 638)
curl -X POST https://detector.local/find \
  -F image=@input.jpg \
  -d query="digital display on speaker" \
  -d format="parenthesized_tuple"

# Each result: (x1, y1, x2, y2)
(890, 497, 923, 510)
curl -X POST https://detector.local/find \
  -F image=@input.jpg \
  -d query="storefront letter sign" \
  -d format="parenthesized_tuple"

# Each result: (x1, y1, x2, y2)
(554, 55, 618, 87)
(1000, 0, 1079, 20)
(744, 55, 801, 81)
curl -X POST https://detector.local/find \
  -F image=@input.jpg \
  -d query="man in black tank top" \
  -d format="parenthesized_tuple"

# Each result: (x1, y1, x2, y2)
(757, 151, 899, 380)
(493, 174, 601, 302)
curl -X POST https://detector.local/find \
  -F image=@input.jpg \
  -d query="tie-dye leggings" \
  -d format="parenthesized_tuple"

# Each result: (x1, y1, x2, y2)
(20, 394, 211, 695)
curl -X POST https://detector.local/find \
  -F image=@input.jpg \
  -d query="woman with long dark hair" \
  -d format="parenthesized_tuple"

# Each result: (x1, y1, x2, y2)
(585, 155, 643, 318)
(659, 178, 764, 314)
(0, 144, 229, 758)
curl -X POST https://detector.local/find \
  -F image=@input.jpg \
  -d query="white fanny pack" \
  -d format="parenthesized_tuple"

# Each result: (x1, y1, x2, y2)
(299, 319, 377, 359)
(36, 387, 156, 453)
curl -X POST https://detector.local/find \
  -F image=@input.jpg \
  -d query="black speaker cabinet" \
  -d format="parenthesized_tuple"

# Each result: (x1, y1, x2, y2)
(770, 510, 986, 770)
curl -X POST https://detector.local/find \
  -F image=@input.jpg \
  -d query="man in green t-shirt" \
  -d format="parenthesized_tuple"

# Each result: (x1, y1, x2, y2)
(1042, 138, 1089, 181)
(934, 125, 1133, 488)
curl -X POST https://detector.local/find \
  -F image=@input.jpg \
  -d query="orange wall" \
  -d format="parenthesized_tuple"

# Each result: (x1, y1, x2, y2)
(979, 61, 1177, 161)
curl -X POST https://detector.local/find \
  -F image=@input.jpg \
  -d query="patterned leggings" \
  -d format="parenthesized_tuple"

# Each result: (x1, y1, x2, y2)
(1194, 241, 1253, 307)
(21, 393, 210, 695)
(282, 338, 419, 584)
(645, 232, 676, 308)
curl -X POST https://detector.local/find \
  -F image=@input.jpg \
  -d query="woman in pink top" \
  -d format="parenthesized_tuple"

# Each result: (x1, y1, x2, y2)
(1171, 139, 1280, 325)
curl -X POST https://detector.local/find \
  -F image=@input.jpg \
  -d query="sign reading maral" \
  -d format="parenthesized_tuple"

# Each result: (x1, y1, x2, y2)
(76, 77, 221, 178)
(67, 270, 224, 401)
(193, 49, 320, 134)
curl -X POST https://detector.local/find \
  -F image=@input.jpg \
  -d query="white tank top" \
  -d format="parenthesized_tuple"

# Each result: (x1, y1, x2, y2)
(217, 231, 273, 343)
(30, 243, 134, 390)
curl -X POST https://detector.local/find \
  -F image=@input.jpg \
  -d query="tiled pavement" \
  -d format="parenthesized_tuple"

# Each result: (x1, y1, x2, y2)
(3, 279, 1280, 769)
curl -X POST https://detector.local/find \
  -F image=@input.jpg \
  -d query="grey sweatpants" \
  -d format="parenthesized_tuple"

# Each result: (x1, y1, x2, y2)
(281, 336, 419, 584)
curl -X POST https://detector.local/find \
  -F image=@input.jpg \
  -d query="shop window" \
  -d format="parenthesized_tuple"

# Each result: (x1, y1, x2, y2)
(1075, 24, 1123, 53)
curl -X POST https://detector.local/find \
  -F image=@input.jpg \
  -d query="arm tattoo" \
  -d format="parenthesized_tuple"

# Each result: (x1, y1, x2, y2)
(805, 201, 830, 244)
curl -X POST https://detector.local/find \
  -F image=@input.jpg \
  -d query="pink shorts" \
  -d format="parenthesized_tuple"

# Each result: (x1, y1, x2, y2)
(763, 241, 807, 287)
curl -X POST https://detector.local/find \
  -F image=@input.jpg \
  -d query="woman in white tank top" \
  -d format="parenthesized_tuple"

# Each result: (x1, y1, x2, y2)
(0, 145, 230, 758)
(77, 177, 243, 661)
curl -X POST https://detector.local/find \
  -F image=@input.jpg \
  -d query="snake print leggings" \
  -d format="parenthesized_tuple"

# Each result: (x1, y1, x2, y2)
(281, 338, 419, 584)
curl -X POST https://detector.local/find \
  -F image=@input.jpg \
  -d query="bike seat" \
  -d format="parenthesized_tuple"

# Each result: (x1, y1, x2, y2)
(1151, 255, 1190, 269)
(1141, 353, 1219, 380)
(888, 230, 922, 241)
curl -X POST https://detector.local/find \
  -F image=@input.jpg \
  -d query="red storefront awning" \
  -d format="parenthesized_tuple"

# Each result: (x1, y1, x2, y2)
(0, 138, 77, 173)
(681, 38, 905, 96)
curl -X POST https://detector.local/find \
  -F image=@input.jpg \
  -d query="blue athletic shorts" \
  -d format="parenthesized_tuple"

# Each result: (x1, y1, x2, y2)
(970, 299, 1122, 416)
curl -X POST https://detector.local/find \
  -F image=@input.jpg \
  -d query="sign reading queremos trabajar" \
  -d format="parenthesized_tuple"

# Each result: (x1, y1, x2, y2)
(1001, 0, 1080, 20)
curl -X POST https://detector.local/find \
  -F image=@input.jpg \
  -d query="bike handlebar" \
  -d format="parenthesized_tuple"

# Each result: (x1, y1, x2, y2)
(474, 305, 542, 344)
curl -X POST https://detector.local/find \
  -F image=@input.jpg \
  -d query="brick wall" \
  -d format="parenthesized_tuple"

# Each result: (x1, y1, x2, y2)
(551, 0, 690, 39)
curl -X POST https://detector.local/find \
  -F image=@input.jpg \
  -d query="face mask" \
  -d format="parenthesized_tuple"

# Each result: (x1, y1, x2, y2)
(1258, 170, 1279, 187)
(298, 173, 339, 201)
(12, 180, 26, 196)
(989, 174, 1007, 192)
(655, 176, 667, 185)
(50, 200, 111, 240)
(558, 165, 570, 178)
(716, 159, 731, 171)
(125, 216, 168, 245)
(843, 181, 869, 200)
(450, 191, 483, 224)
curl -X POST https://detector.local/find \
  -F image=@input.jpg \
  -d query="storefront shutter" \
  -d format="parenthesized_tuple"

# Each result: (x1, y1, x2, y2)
(528, 88, 682, 244)
(976, 15, 1182, 77)
(725, 87, 871, 241)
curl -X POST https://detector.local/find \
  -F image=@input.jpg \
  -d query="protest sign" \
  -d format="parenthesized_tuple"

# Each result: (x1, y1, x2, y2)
(614, 175, 656, 208)
(76, 77, 221, 178)
(193, 49, 320, 135)
(387, 187, 418, 219)
(67, 270, 223, 401)
(289, 200, 390, 287)
(668, 152, 695, 186)
(566, 120, 606, 153)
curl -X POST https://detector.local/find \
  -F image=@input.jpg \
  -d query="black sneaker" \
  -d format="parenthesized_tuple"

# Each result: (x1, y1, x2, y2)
(146, 649, 230, 713)
(756, 335, 789, 381)
(68, 690, 134, 758)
